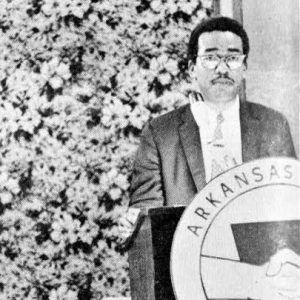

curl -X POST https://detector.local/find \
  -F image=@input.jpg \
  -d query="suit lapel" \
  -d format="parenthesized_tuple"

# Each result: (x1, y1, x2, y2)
(179, 106, 206, 192)
(240, 102, 261, 162)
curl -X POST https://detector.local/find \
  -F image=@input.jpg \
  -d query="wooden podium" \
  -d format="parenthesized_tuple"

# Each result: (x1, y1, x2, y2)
(128, 207, 185, 300)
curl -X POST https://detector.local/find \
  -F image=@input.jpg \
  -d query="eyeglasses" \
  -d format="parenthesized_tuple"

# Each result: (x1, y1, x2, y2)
(198, 54, 246, 70)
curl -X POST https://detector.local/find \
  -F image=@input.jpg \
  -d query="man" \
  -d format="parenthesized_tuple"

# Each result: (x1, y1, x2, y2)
(129, 16, 296, 209)
(120, 18, 298, 300)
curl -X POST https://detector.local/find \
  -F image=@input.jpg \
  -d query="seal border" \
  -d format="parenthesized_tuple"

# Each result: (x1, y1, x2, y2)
(170, 157, 299, 300)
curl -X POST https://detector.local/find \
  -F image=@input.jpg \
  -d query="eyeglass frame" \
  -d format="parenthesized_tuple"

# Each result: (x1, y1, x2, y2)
(197, 54, 247, 70)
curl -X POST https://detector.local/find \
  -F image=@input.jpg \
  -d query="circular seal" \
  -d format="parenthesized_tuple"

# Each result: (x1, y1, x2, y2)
(171, 157, 300, 300)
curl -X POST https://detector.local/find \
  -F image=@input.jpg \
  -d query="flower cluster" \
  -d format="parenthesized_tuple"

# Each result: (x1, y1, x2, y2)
(0, 0, 209, 298)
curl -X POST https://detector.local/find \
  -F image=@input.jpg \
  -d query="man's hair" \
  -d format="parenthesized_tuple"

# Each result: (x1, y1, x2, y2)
(187, 16, 250, 64)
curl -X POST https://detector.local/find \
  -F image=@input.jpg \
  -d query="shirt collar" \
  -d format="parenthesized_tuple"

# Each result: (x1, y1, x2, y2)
(190, 93, 239, 118)
(190, 93, 240, 131)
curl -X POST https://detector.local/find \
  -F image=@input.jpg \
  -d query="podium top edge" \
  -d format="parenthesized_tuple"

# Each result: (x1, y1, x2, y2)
(147, 206, 186, 216)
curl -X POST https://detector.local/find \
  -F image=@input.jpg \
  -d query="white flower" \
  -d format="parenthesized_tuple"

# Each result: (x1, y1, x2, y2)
(157, 54, 168, 66)
(195, 9, 207, 20)
(168, 3, 178, 14)
(130, 106, 150, 129)
(0, 192, 12, 204)
(114, 174, 129, 190)
(41, 3, 53, 16)
(65, 289, 77, 300)
(202, 0, 213, 9)
(49, 76, 63, 89)
(72, 83, 94, 96)
(21, 120, 35, 134)
(150, 0, 162, 12)
(118, 117, 129, 129)
(6, 178, 20, 194)
(101, 114, 111, 126)
(180, 3, 194, 15)
(21, 198, 43, 211)
(38, 128, 49, 138)
(51, 222, 62, 243)
(89, 13, 98, 23)
(109, 187, 122, 200)
(165, 59, 179, 76)
(40, 62, 51, 80)
(48, 57, 60, 69)
(159, 73, 171, 85)
(49, 289, 58, 300)
(0, 172, 8, 186)
(150, 58, 159, 71)
(99, 174, 110, 191)
(72, 7, 85, 18)
(56, 63, 71, 80)
(54, 284, 68, 299)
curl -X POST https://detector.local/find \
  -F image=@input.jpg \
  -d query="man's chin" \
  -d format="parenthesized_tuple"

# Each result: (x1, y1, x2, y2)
(208, 89, 238, 103)
(212, 86, 236, 96)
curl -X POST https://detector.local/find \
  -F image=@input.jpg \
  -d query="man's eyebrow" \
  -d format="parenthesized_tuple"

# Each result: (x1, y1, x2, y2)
(204, 47, 218, 52)
(204, 47, 242, 53)
(227, 48, 242, 53)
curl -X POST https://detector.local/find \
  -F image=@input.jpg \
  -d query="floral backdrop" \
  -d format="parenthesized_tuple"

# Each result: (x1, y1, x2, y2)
(0, 0, 211, 298)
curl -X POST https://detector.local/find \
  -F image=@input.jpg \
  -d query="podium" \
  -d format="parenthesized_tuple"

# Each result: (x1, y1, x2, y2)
(128, 207, 185, 300)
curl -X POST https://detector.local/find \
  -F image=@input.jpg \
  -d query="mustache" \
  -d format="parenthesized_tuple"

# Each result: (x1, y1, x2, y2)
(211, 75, 234, 84)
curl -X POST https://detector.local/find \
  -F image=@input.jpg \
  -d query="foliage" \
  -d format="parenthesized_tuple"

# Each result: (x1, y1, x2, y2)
(0, 0, 210, 298)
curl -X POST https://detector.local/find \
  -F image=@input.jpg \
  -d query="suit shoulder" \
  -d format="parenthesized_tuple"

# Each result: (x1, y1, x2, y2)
(149, 104, 189, 131)
(246, 101, 287, 122)
(140, 104, 189, 144)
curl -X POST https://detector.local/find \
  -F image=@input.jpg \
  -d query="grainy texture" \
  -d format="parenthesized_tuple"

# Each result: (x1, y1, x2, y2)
(0, 0, 210, 298)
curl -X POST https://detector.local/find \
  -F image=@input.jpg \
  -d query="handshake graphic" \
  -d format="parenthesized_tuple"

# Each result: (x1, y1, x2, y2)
(203, 221, 300, 300)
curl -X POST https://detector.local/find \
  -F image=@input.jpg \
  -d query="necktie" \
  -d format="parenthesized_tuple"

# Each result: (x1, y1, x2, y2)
(209, 113, 238, 179)
(208, 112, 224, 146)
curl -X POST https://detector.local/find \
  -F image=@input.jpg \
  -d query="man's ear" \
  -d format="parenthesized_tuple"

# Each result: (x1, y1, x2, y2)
(188, 61, 196, 79)
(243, 58, 248, 70)
(242, 63, 247, 78)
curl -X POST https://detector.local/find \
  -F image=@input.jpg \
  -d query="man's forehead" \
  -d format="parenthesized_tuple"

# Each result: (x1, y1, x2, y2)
(198, 31, 243, 53)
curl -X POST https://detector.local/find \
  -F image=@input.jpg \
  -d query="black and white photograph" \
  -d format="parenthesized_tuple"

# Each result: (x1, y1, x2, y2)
(0, 0, 298, 299)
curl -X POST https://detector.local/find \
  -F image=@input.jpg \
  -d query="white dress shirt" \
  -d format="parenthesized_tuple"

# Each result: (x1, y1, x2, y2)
(190, 95, 242, 182)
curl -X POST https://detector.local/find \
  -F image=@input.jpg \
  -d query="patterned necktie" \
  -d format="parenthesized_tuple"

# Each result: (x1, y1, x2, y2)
(209, 113, 238, 179)
(208, 112, 224, 147)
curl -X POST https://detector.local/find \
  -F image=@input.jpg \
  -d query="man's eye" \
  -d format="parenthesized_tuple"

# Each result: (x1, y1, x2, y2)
(227, 56, 239, 62)
(205, 55, 217, 61)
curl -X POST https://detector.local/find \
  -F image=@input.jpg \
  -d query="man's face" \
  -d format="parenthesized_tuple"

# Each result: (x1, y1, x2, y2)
(190, 31, 246, 104)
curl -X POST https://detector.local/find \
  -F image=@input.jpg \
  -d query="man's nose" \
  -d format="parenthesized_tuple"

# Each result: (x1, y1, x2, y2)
(215, 59, 229, 74)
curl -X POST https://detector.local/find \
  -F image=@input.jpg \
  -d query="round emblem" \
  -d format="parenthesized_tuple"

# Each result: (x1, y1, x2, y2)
(171, 158, 299, 300)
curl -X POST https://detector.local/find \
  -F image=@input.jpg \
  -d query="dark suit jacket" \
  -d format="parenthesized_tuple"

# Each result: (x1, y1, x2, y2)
(130, 101, 296, 208)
